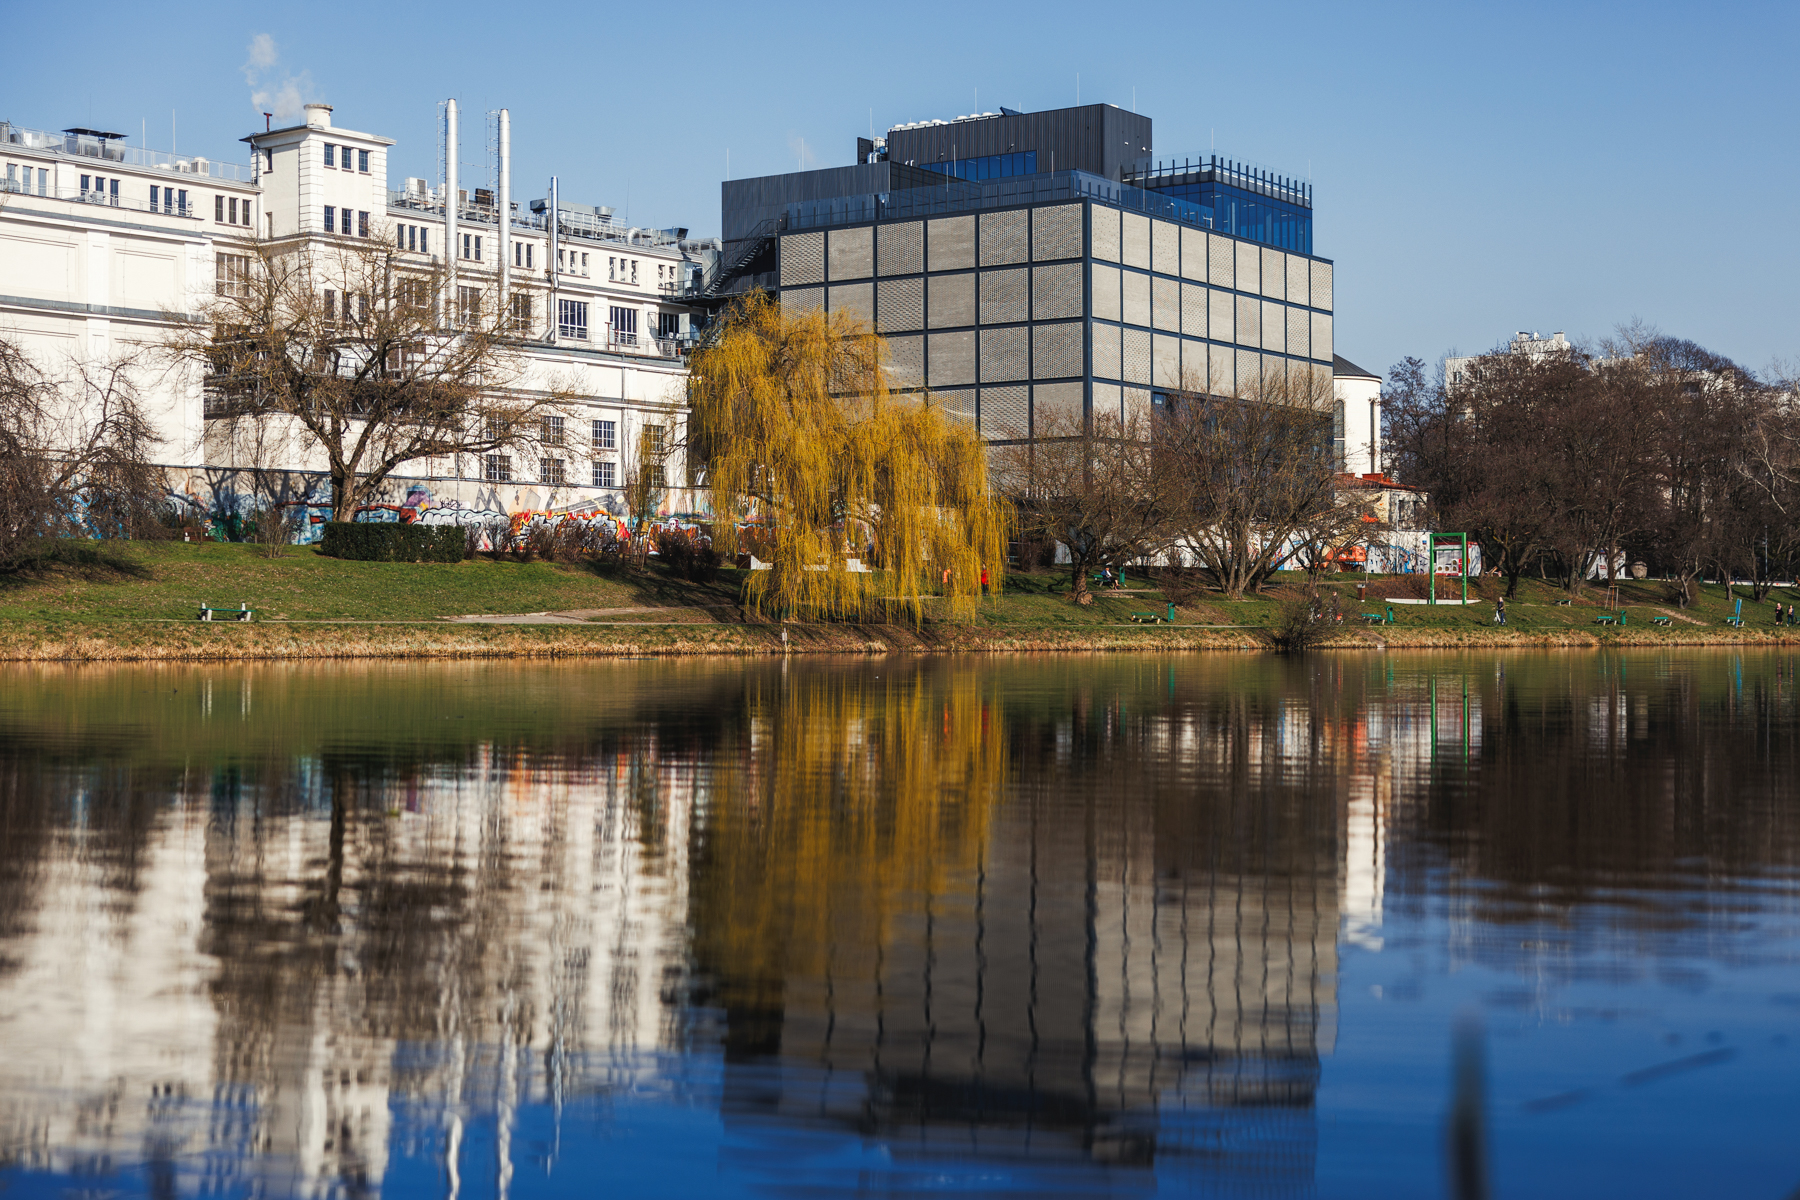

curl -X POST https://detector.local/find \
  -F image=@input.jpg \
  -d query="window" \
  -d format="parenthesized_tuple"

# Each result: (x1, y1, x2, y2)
(485, 454, 512, 483)
(176, 188, 188, 216)
(358, 211, 369, 238)
(355, 293, 368, 325)
(591, 419, 616, 450)
(462, 233, 482, 261)
(631, 259, 638, 284)
(644, 464, 667, 489)
(541, 458, 566, 485)
(151, 185, 161, 211)
(659, 312, 681, 339)
(509, 292, 532, 333)
(358, 149, 369, 173)
(474, 235, 481, 260)
(397, 277, 431, 313)
(457, 285, 481, 325)
(542, 415, 565, 446)
(592, 461, 615, 488)
(420, 228, 428, 255)
(644, 424, 667, 454)
(398, 225, 406, 249)
(515, 241, 523, 266)
(608, 256, 616, 281)
(37, 168, 47, 197)
(525, 244, 532, 268)
(610, 306, 638, 345)
(580, 252, 588, 275)
(215, 195, 225, 222)
(462, 233, 470, 259)
(917, 150, 1038, 183)
(324, 205, 336, 233)
(324, 144, 336, 168)
(558, 299, 588, 340)
(323, 289, 337, 323)
(216, 253, 251, 298)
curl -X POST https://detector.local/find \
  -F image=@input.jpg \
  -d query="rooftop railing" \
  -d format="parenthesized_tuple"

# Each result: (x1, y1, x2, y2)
(1125, 154, 1311, 209)
(386, 190, 719, 256)
(1, 122, 253, 182)
(1, 176, 204, 219)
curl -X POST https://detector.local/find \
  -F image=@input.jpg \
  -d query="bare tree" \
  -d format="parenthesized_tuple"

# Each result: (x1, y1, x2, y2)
(1159, 366, 1347, 599)
(168, 231, 572, 522)
(989, 404, 1173, 600)
(0, 337, 166, 569)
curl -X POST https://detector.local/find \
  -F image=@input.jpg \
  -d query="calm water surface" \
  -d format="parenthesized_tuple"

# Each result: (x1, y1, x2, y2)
(0, 651, 1796, 1198)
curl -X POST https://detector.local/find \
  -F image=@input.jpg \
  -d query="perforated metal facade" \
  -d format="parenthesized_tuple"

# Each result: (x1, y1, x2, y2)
(981, 385, 1030, 439)
(980, 325, 1031, 382)
(1032, 262, 1084, 320)
(1031, 204, 1084, 261)
(1032, 322, 1084, 379)
(927, 215, 975, 272)
(928, 272, 975, 328)
(929, 329, 976, 386)
(781, 232, 824, 286)
(877, 222, 924, 276)
(980, 268, 1030, 325)
(876, 277, 924, 332)
(978, 209, 1030, 266)
(827, 227, 873, 280)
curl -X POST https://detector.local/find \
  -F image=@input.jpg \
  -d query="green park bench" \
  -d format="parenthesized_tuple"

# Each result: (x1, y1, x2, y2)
(1129, 604, 1177, 624)
(1090, 571, 1126, 589)
(198, 602, 253, 623)
(1594, 610, 1627, 626)
(1362, 606, 1396, 626)
(1724, 599, 1744, 627)
(1651, 616, 1672, 627)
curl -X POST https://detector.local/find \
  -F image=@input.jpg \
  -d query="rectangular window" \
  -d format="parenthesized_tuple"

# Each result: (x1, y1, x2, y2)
(514, 241, 522, 266)
(645, 464, 666, 490)
(631, 259, 638, 284)
(485, 454, 512, 483)
(525, 244, 532, 268)
(608, 256, 615, 281)
(558, 299, 588, 340)
(151, 185, 160, 210)
(358, 149, 369, 173)
(358, 211, 369, 238)
(580, 252, 588, 274)
(610, 306, 638, 345)
(591, 461, 615, 488)
(231, 197, 240, 224)
(36, 168, 47, 197)
(541, 458, 566, 485)
(419, 228, 428, 255)
(509, 292, 532, 333)
(216, 253, 251, 298)
(542, 415, 565, 446)
(323, 289, 337, 322)
(110, 178, 118, 206)
(591, 419, 616, 450)
(216, 195, 224, 222)
(324, 205, 336, 233)
(324, 144, 336, 168)
(474, 235, 481, 261)
(644, 425, 667, 454)
(462, 233, 470, 259)
(398, 225, 407, 249)
(457, 285, 481, 325)
(659, 312, 681, 339)
(177, 188, 188, 216)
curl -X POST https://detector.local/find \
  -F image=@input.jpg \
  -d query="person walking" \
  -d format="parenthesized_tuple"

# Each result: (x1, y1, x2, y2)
(981, 565, 990, 597)
(1494, 596, 1507, 627)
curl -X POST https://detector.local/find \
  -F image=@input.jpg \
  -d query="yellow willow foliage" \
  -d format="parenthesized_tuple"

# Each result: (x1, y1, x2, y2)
(687, 292, 1011, 622)
(687, 663, 1005, 1028)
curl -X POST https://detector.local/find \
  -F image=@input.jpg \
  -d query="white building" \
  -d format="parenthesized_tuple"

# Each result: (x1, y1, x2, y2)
(1331, 353, 1381, 476)
(2, 102, 717, 533)
(1444, 329, 1571, 392)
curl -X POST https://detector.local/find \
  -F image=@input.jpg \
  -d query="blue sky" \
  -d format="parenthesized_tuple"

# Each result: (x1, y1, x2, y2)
(7, 1, 1795, 380)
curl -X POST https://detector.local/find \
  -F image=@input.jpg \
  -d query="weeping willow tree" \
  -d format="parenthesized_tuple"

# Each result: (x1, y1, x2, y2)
(687, 292, 1011, 622)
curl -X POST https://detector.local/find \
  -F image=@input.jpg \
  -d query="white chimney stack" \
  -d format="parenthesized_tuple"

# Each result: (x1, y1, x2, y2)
(444, 100, 458, 323)
(304, 103, 333, 128)
(498, 109, 511, 329)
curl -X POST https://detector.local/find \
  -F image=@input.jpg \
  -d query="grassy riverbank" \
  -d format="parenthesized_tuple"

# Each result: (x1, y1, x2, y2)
(3, 541, 1798, 661)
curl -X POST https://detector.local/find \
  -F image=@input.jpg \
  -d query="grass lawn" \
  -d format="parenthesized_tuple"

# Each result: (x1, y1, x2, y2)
(3, 541, 1797, 645)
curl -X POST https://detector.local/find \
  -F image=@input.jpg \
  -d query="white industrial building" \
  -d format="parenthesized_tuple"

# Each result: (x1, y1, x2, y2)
(1, 102, 717, 535)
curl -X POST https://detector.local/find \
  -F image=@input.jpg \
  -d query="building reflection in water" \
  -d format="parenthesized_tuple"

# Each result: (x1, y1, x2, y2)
(3, 653, 1792, 1196)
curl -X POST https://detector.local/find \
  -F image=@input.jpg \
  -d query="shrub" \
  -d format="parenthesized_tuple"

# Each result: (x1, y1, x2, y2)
(654, 529, 720, 582)
(319, 521, 466, 562)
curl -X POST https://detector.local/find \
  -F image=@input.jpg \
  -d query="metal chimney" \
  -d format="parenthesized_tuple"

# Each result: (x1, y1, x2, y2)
(497, 109, 511, 330)
(444, 99, 458, 325)
(546, 175, 559, 345)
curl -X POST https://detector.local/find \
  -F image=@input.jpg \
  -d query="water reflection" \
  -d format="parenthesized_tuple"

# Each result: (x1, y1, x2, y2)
(0, 652, 1796, 1198)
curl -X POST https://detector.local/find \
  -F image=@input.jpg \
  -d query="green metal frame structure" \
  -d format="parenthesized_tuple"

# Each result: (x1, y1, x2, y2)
(1429, 532, 1469, 606)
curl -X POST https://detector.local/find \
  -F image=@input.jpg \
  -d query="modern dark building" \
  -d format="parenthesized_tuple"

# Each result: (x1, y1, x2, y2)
(705, 103, 1334, 441)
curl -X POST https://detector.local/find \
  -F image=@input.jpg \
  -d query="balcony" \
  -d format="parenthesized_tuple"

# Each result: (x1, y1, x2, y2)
(1, 177, 202, 219)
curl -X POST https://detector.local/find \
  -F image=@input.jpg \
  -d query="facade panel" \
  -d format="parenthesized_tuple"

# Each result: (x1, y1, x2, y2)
(1031, 261, 1084, 320)
(1120, 212, 1150, 269)
(886, 334, 925, 385)
(978, 209, 1030, 266)
(1121, 270, 1151, 328)
(927, 215, 975, 272)
(780, 232, 824, 286)
(827, 226, 873, 280)
(1031, 322, 1085, 379)
(937, 389, 977, 426)
(1181, 282, 1207, 337)
(1151, 276, 1180, 332)
(1091, 381, 1122, 424)
(1151, 219, 1180, 276)
(1090, 204, 1120, 262)
(1209, 288, 1235, 343)
(1152, 333, 1180, 388)
(980, 326, 1031, 382)
(928, 329, 977, 386)
(1208, 233, 1234, 289)
(876, 277, 924, 332)
(1124, 386, 1152, 428)
(1261, 247, 1285, 300)
(877, 221, 924, 276)
(1092, 321, 1122, 382)
(1091, 263, 1122, 323)
(1311, 311, 1333, 363)
(1123, 327, 1153, 385)
(927, 272, 976, 328)
(1235, 294, 1261, 349)
(979, 267, 1030, 325)
(981, 384, 1030, 439)
(828, 281, 873, 319)
(1286, 254, 1309, 307)
(783, 286, 823, 312)
(1034, 381, 1085, 428)
(1210, 343, 1234, 394)
(1310, 261, 1333, 310)
(1287, 305, 1310, 360)
(1181, 226, 1208, 282)
(1182, 337, 1208, 390)
(1236, 347, 1260, 392)
(1031, 204, 1084, 261)
(1261, 300, 1286, 353)
(1235, 241, 1260, 296)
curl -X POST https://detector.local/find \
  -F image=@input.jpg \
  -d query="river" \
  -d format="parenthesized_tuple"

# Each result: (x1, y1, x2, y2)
(0, 651, 1795, 1198)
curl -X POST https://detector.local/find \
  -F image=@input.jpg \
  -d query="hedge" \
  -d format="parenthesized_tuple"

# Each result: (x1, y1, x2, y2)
(319, 521, 466, 562)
